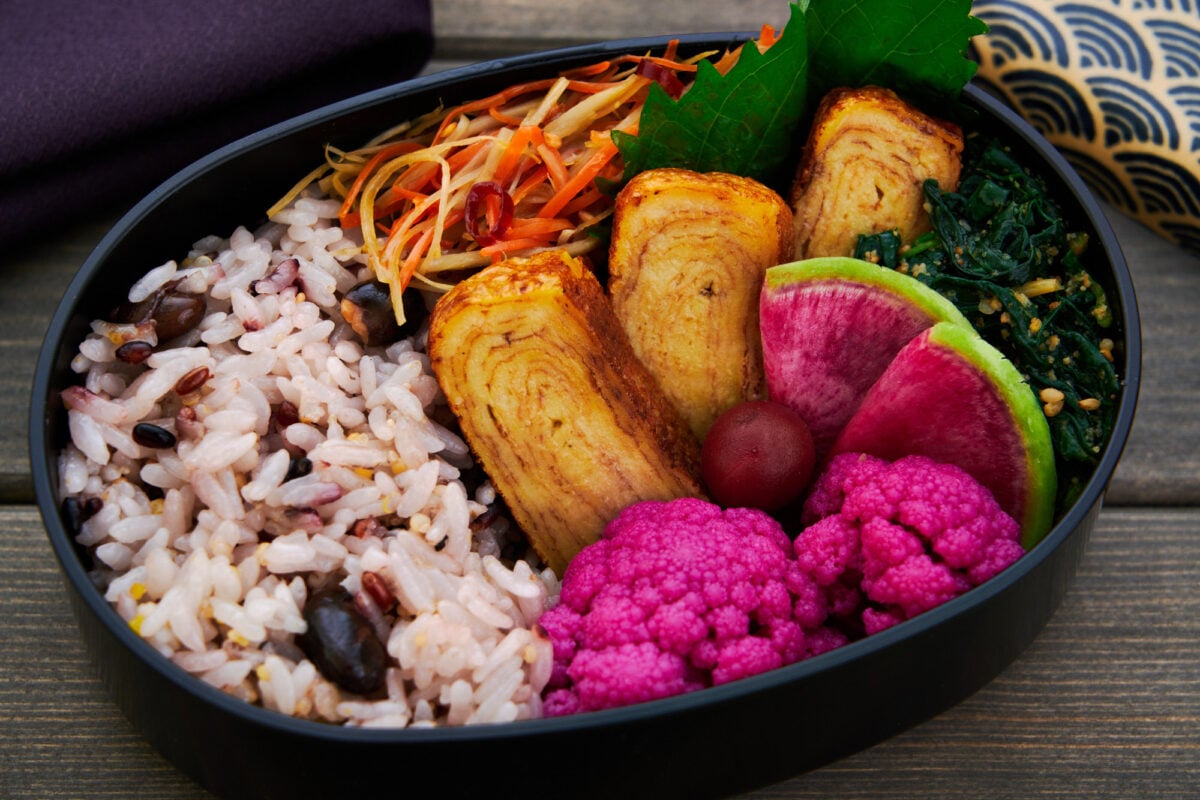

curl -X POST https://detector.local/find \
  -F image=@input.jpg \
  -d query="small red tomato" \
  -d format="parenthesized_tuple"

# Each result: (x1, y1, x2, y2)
(701, 400, 816, 512)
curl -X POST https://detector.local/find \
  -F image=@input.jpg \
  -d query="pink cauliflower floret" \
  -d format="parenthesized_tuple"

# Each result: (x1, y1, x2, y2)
(793, 453, 1025, 639)
(539, 497, 808, 716)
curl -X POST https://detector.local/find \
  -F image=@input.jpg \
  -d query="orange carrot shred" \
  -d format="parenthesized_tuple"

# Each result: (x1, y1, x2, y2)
(480, 236, 552, 258)
(494, 125, 542, 185)
(337, 140, 422, 224)
(397, 227, 436, 291)
(537, 143, 570, 190)
(559, 186, 606, 218)
(538, 140, 619, 219)
(506, 217, 572, 238)
(488, 106, 524, 126)
(510, 166, 549, 205)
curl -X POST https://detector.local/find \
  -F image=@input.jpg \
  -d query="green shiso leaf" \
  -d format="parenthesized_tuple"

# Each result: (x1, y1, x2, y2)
(613, 2, 809, 184)
(806, 0, 986, 104)
(613, 0, 985, 185)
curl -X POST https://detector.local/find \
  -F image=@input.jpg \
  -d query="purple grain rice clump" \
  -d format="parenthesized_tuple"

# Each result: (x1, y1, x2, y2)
(58, 193, 559, 727)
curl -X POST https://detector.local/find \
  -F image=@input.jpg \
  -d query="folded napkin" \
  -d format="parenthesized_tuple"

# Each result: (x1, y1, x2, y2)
(971, 0, 1200, 255)
(0, 0, 433, 250)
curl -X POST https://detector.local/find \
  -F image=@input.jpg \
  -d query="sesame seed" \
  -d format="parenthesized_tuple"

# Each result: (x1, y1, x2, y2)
(1039, 387, 1065, 403)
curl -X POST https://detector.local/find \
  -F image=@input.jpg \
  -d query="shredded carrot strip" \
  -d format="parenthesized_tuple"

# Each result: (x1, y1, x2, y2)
(536, 142, 570, 190)
(337, 141, 423, 224)
(394, 161, 441, 195)
(381, 216, 423, 270)
(562, 60, 613, 78)
(341, 179, 429, 229)
(559, 186, 606, 218)
(444, 139, 490, 174)
(510, 166, 549, 205)
(711, 45, 745, 75)
(397, 227, 436, 291)
(539, 139, 620, 219)
(480, 237, 553, 258)
(493, 125, 542, 185)
(506, 217, 572, 238)
(488, 106, 524, 126)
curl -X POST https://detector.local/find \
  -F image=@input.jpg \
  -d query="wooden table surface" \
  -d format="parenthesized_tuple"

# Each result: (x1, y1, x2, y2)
(2, 2, 1197, 798)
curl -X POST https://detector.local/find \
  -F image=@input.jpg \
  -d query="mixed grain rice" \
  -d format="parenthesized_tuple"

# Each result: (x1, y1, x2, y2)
(59, 194, 559, 727)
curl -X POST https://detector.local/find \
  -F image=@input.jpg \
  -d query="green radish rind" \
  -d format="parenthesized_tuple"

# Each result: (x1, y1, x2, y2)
(924, 322, 1057, 548)
(764, 256, 973, 331)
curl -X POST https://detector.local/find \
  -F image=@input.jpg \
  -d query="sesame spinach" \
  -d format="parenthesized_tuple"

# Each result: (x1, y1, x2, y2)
(855, 136, 1121, 503)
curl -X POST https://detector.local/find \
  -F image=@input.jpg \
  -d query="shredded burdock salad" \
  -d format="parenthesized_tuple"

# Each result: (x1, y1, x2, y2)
(267, 40, 755, 324)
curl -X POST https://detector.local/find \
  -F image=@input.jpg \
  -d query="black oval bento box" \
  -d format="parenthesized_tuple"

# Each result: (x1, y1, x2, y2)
(30, 34, 1141, 800)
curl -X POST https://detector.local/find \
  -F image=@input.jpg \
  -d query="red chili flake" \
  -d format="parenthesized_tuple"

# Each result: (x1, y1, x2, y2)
(635, 59, 685, 99)
(360, 571, 395, 612)
(173, 366, 210, 395)
(464, 181, 514, 247)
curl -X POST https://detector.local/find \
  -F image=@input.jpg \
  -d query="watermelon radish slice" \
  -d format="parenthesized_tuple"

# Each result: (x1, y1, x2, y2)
(831, 322, 1057, 547)
(760, 257, 971, 456)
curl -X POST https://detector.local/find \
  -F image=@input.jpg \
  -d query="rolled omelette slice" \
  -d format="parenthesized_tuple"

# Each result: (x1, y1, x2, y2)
(609, 168, 795, 440)
(427, 249, 703, 575)
(790, 85, 964, 259)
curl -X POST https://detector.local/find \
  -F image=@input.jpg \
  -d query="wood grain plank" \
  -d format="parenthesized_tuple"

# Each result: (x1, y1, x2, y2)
(430, 0, 789, 58)
(1100, 209, 1200, 505)
(0, 219, 115, 502)
(2, 506, 1195, 799)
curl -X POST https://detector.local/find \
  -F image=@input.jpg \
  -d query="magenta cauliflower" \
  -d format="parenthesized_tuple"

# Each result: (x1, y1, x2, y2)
(539, 497, 810, 716)
(792, 452, 1026, 640)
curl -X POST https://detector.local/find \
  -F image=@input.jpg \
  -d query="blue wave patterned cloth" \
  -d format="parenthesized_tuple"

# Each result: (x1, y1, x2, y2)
(971, 0, 1200, 254)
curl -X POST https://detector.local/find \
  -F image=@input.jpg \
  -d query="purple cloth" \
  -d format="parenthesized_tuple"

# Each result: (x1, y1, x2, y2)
(0, 0, 433, 249)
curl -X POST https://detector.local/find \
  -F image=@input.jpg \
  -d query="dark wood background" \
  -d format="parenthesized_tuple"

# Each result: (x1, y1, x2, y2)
(2, 2, 1197, 797)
